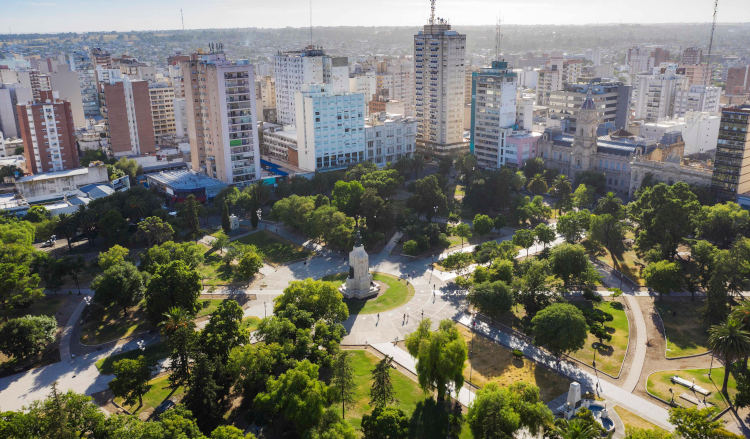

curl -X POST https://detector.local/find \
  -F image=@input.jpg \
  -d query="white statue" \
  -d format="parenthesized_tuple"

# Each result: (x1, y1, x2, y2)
(339, 229, 379, 299)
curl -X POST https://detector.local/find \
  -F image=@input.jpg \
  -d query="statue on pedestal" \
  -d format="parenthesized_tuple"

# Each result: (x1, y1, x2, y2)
(339, 228, 379, 299)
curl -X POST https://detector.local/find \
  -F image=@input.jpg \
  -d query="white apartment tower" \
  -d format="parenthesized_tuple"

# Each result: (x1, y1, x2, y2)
(182, 50, 261, 185)
(673, 85, 721, 117)
(295, 84, 366, 171)
(273, 47, 348, 126)
(414, 10, 466, 156)
(631, 65, 689, 122)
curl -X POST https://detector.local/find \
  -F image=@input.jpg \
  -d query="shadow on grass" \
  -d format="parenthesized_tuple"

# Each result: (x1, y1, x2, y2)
(408, 398, 462, 439)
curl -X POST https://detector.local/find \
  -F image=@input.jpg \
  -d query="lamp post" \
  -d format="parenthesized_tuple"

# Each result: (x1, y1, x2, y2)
(708, 351, 715, 377)
(256, 208, 262, 229)
(263, 301, 267, 318)
(469, 315, 476, 386)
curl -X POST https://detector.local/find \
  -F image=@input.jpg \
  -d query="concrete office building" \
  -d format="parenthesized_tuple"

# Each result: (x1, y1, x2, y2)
(262, 124, 299, 166)
(673, 85, 721, 117)
(631, 65, 689, 122)
(273, 47, 348, 126)
(102, 75, 156, 156)
(469, 61, 518, 169)
(17, 90, 79, 174)
(640, 111, 720, 155)
(535, 58, 583, 106)
(547, 80, 631, 134)
(0, 83, 33, 138)
(181, 49, 261, 185)
(712, 105, 750, 200)
(295, 83, 365, 171)
(149, 83, 177, 144)
(364, 113, 417, 166)
(414, 13, 466, 156)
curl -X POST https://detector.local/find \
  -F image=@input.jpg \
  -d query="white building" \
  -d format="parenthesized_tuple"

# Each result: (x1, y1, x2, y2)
(470, 61, 518, 169)
(262, 124, 298, 165)
(349, 74, 378, 104)
(295, 84, 365, 171)
(173, 97, 188, 139)
(48, 65, 86, 129)
(273, 47, 348, 126)
(14, 164, 109, 203)
(640, 112, 720, 155)
(0, 83, 33, 138)
(631, 65, 689, 122)
(414, 17, 466, 156)
(673, 85, 721, 117)
(364, 113, 417, 166)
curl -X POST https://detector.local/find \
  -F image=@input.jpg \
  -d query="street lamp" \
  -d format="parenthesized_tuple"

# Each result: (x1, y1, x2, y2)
(708, 351, 715, 377)
(264, 301, 267, 318)
(256, 208, 262, 229)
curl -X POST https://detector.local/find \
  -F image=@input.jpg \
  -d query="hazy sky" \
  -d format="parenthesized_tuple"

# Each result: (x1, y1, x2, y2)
(2, 0, 749, 34)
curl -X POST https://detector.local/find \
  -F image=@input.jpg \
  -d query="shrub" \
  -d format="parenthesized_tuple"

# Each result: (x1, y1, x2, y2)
(611, 288, 623, 297)
(440, 252, 473, 271)
(403, 240, 420, 255)
(512, 349, 523, 359)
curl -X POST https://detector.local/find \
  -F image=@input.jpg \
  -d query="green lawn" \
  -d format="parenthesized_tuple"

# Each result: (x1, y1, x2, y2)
(570, 300, 630, 376)
(613, 406, 668, 434)
(195, 298, 223, 319)
(114, 374, 185, 414)
(238, 230, 311, 264)
(197, 253, 235, 287)
(647, 367, 736, 411)
(654, 299, 709, 358)
(241, 316, 261, 333)
(80, 301, 152, 345)
(343, 350, 472, 438)
(96, 342, 169, 374)
(322, 272, 415, 315)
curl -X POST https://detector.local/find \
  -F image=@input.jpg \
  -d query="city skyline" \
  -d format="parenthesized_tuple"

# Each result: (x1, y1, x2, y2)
(2, 0, 750, 34)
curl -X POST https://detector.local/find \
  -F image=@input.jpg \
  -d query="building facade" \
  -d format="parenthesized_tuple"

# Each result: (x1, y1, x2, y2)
(631, 65, 689, 122)
(725, 65, 750, 95)
(295, 84, 365, 171)
(673, 85, 721, 117)
(182, 51, 261, 185)
(547, 80, 631, 134)
(102, 76, 156, 156)
(414, 20, 466, 156)
(364, 114, 417, 166)
(17, 90, 79, 174)
(640, 111, 720, 155)
(711, 105, 750, 200)
(148, 83, 177, 145)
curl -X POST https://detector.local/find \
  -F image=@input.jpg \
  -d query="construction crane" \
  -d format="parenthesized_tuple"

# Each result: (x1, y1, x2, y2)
(703, 0, 719, 88)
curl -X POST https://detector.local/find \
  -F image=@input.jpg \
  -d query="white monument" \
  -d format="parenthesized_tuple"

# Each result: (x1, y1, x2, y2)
(339, 230, 380, 299)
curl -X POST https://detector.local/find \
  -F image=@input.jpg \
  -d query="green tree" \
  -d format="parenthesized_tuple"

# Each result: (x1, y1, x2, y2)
(54, 213, 79, 250)
(552, 417, 599, 439)
(512, 228, 535, 257)
(97, 210, 128, 245)
(136, 216, 174, 246)
(0, 263, 42, 316)
(531, 303, 588, 357)
(589, 213, 627, 264)
(512, 259, 560, 317)
(695, 202, 749, 249)
(24, 206, 50, 223)
(254, 359, 329, 435)
(405, 319, 467, 401)
(522, 157, 546, 180)
(180, 194, 202, 237)
(628, 182, 700, 260)
(551, 175, 573, 212)
(159, 306, 196, 387)
(221, 200, 231, 234)
(228, 342, 289, 402)
(200, 300, 247, 362)
(534, 223, 556, 250)
(274, 279, 349, 325)
(549, 243, 599, 289)
(0, 314, 56, 360)
(556, 209, 591, 243)
(708, 319, 750, 397)
(643, 260, 682, 299)
(97, 244, 129, 270)
(595, 192, 625, 217)
(331, 351, 356, 419)
(410, 175, 447, 219)
(467, 381, 553, 439)
(468, 280, 514, 320)
(109, 356, 151, 407)
(211, 231, 230, 255)
(235, 246, 263, 280)
(210, 425, 257, 439)
(145, 260, 202, 322)
(332, 180, 365, 216)
(370, 355, 396, 408)
(690, 240, 719, 292)
(572, 184, 595, 210)
(361, 406, 410, 439)
(668, 407, 723, 439)
(91, 262, 146, 316)
(114, 157, 141, 183)
(527, 173, 548, 195)
(455, 223, 472, 247)
(473, 214, 494, 237)
(183, 353, 225, 433)
(359, 168, 403, 198)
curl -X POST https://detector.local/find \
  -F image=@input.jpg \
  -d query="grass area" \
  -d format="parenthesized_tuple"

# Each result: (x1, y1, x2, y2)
(96, 341, 169, 374)
(114, 374, 185, 414)
(195, 298, 223, 319)
(241, 316, 261, 333)
(570, 300, 630, 376)
(596, 231, 645, 286)
(322, 272, 415, 315)
(1, 295, 69, 320)
(79, 301, 152, 345)
(196, 252, 235, 287)
(454, 184, 465, 200)
(654, 299, 709, 358)
(238, 230, 311, 264)
(344, 350, 472, 438)
(613, 405, 667, 433)
(647, 367, 736, 411)
(457, 325, 570, 402)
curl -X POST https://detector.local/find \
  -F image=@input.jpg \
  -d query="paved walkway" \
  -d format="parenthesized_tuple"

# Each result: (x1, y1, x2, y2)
(622, 295, 648, 392)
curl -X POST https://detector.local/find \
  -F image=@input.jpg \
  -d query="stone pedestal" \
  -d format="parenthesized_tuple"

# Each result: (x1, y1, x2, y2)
(339, 243, 379, 299)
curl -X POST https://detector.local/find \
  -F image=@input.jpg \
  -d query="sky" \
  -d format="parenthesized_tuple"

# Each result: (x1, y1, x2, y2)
(1, 0, 749, 34)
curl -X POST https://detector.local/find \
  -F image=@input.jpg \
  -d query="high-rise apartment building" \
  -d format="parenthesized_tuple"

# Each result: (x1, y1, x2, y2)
(627, 46, 669, 76)
(414, 15, 466, 156)
(0, 68, 48, 102)
(273, 47, 348, 126)
(469, 61, 517, 169)
(673, 85, 721, 117)
(17, 90, 79, 174)
(48, 64, 86, 129)
(681, 47, 703, 65)
(631, 65, 689, 122)
(69, 50, 100, 119)
(0, 83, 33, 138)
(295, 83, 365, 171)
(712, 105, 750, 200)
(148, 83, 176, 145)
(726, 65, 750, 95)
(547, 80, 631, 134)
(535, 58, 583, 106)
(181, 50, 261, 185)
(102, 76, 156, 156)
(167, 54, 191, 99)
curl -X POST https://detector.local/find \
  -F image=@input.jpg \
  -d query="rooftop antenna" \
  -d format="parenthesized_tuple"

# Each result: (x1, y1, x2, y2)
(429, 0, 436, 25)
(180, 9, 184, 31)
(309, 0, 313, 47)
(494, 16, 503, 61)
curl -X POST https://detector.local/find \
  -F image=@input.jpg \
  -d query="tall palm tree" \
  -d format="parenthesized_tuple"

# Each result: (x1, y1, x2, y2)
(708, 318, 750, 397)
(554, 418, 599, 439)
(527, 173, 549, 195)
(551, 175, 572, 213)
(159, 306, 193, 336)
